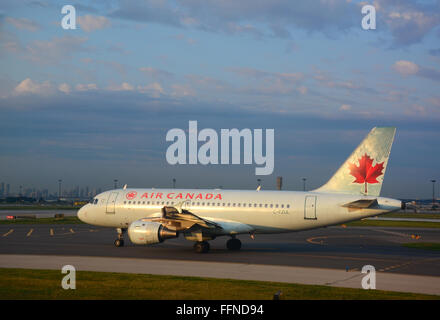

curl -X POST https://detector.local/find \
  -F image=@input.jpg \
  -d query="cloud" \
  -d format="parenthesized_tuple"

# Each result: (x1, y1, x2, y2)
(58, 83, 71, 94)
(14, 78, 54, 95)
(110, 0, 359, 38)
(392, 60, 440, 82)
(75, 83, 98, 91)
(339, 104, 352, 111)
(108, 82, 135, 91)
(377, 0, 440, 47)
(25, 35, 89, 64)
(5, 17, 40, 31)
(392, 60, 419, 76)
(139, 67, 174, 79)
(429, 48, 440, 56)
(137, 83, 164, 97)
(77, 15, 111, 32)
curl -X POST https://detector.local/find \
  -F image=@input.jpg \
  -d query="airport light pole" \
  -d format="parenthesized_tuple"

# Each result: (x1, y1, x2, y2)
(431, 180, 437, 207)
(58, 179, 62, 201)
(302, 178, 307, 191)
(173, 178, 176, 189)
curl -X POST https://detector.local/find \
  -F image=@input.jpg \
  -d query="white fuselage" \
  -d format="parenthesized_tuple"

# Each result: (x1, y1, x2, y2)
(77, 188, 402, 235)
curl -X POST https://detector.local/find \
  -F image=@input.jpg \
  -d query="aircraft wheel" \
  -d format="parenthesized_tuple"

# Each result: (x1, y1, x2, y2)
(226, 238, 241, 251)
(194, 241, 210, 253)
(114, 239, 124, 247)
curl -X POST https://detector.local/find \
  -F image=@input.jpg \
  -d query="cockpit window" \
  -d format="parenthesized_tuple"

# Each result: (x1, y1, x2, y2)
(94, 199, 98, 204)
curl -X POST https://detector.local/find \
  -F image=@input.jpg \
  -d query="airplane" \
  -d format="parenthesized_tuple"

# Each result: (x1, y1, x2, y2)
(77, 127, 403, 253)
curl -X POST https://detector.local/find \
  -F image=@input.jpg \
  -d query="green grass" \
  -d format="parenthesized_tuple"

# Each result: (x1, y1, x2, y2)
(0, 268, 438, 300)
(346, 220, 440, 228)
(0, 216, 83, 224)
(383, 212, 440, 219)
(402, 242, 440, 251)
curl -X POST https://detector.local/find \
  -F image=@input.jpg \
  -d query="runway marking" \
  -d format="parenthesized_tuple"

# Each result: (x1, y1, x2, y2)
(372, 228, 413, 238)
(284, 252, 396, 263)
(2, 229, 14, 237)
(379, 261, 413, 272)
(307, 236, 328, 245)
(50, 229, 54, 236)
(26, 229, 34, 237)
(306, 235, 366, 246)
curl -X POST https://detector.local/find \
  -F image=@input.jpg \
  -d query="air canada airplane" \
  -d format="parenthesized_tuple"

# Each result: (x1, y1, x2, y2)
(78, 127, 403, 253)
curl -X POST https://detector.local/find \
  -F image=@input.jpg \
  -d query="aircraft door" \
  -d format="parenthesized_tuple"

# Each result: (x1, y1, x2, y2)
(304, 195, 317, 220)
(106, 192, 118, 214)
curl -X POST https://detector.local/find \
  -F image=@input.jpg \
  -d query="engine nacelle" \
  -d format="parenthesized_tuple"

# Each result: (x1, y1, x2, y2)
(128, 220, 178, 245)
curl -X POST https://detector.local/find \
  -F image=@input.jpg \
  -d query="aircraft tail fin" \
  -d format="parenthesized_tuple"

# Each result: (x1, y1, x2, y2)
(313, 127, 396, 197)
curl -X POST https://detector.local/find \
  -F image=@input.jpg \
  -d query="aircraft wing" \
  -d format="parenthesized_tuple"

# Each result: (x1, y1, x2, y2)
(142, 205, 254, 235)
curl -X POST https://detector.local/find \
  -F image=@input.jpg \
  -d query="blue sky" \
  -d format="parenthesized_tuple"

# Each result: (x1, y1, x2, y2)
(0, 0, 439, 198)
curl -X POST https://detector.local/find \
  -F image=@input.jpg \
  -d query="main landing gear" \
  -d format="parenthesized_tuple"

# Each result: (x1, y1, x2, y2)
(193, 237, 242, 253)
(226, 237, 242, 251)
(114, 228, 126, 247)
(193, 241, 210, 253)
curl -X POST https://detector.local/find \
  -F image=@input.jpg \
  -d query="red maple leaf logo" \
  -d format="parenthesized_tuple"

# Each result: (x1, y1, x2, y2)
(126, 191, 137, 200)
(348, 154, 384, 194)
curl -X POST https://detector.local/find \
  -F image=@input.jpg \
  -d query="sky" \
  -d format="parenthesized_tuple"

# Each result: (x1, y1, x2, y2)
(0, 0, 439, 198)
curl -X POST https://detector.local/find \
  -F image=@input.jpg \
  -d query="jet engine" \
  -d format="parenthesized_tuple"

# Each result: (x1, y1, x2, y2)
(128, 220, 178, 245)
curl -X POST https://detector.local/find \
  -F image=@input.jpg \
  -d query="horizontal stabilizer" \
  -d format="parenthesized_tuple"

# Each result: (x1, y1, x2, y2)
(342, 199, 378, 209)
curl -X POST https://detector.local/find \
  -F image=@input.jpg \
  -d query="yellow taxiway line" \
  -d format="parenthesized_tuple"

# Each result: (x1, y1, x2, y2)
(2, 229, 14, 237)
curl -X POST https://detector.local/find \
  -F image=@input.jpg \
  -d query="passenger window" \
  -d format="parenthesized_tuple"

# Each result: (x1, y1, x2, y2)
(281, 204, 284, 208)
(265, 204, 268, 208)
(287, 204, 290, 208)
(270, 204, 273, 208)
(275, 204, 279, 208)
(237, 203, 241, 207)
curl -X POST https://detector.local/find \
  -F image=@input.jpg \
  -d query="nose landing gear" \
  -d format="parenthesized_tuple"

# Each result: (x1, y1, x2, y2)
(114, 228, 126, 247)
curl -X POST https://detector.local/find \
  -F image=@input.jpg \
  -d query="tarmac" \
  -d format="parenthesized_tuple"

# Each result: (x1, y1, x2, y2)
(1, 223, 439, 295)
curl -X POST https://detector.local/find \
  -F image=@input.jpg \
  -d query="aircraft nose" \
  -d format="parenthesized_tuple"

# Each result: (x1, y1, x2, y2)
(77, 205, 88, 223)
